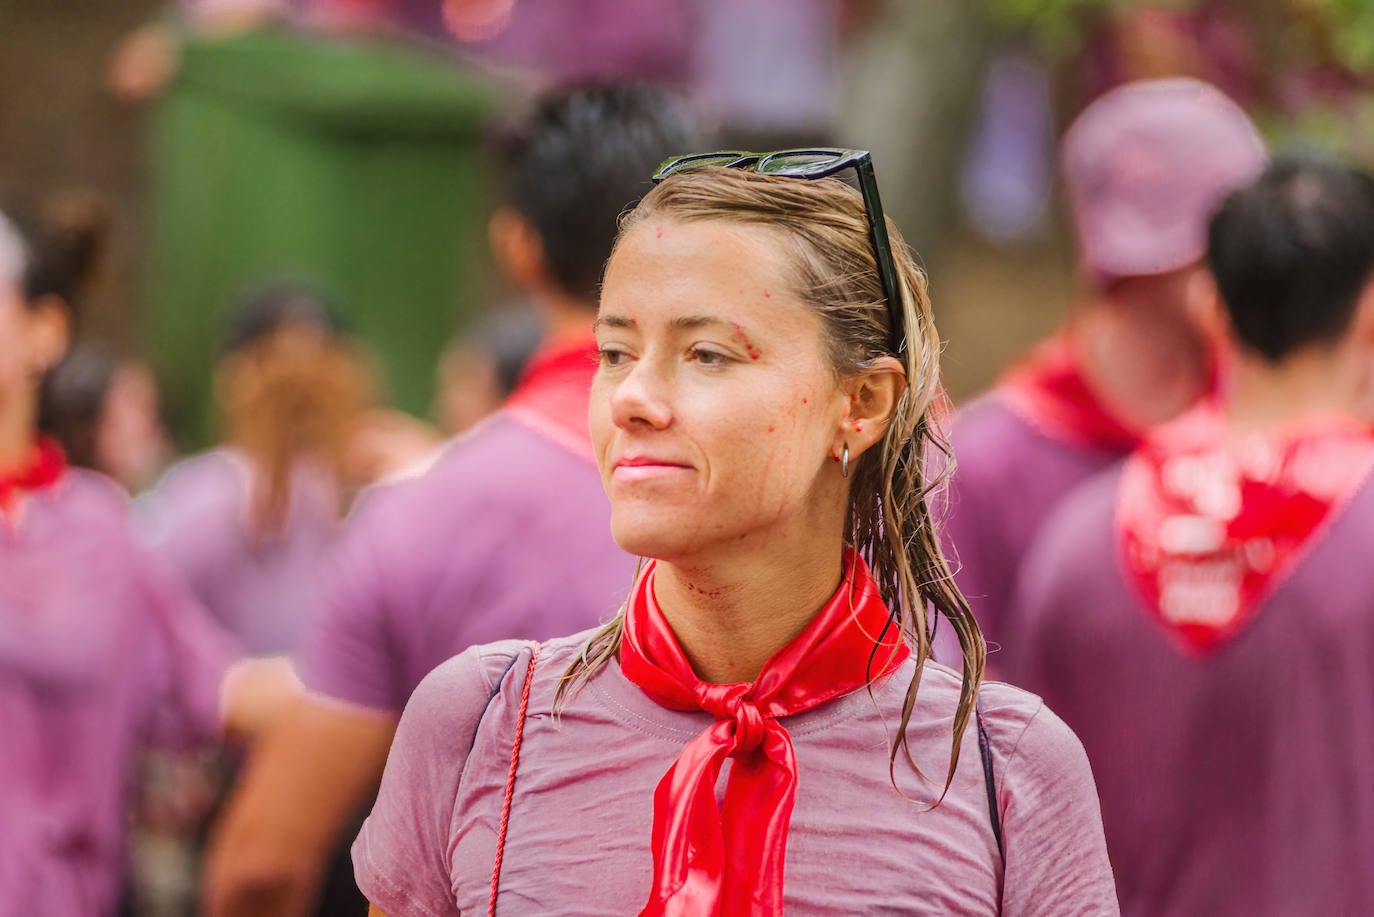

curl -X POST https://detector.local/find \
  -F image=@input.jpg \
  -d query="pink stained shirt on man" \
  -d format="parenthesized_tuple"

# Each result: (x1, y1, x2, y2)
(0, 469, 235, 916)
(1006, 414, 1374, 916)
(352, 631, 1119, 915)
(942, 335, 1143, 660)
(302, 337, 634, 714)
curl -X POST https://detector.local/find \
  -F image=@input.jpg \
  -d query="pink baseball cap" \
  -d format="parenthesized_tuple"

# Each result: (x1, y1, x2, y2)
(1062, 78, 1266, 283)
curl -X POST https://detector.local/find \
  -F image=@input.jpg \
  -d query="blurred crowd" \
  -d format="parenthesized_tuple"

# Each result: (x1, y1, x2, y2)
(4, 1, 1374, 915)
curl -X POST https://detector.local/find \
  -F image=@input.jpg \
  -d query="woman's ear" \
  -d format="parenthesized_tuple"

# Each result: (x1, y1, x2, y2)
(488, 207, 550, 293)
(25, 294, 73, 376)
(833, 355, 906, 460)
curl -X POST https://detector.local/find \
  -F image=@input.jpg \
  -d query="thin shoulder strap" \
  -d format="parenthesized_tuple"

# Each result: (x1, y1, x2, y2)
(488, 642, 541, 917)
(976, 700, 1005, 858)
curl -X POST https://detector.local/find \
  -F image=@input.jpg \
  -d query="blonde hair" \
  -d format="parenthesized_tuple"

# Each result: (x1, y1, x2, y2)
(559, 167, 985, 791)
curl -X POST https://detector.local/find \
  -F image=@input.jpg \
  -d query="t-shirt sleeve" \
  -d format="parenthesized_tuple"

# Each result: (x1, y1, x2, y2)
(351, 643, 522, 917)
(138, 550, 240, 748)
(998, 702, 1119, 916)
(303, 487, 407, 711)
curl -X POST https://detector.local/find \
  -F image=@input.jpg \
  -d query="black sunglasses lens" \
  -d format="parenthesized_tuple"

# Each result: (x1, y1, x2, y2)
(654, 153, 755, 181)
(757, 151, 848, 177)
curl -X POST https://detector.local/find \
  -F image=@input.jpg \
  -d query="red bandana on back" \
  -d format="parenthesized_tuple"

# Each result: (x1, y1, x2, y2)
(619, 548, 909, 917)
(0, 437, 66, 515)
(1118, 406, 1374, 653)
(502, 335, 599, 460)
(998, 333, 1146, 454)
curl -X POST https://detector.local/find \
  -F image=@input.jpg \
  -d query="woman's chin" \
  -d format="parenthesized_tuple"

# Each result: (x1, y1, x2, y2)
(610, 517, 706, 563)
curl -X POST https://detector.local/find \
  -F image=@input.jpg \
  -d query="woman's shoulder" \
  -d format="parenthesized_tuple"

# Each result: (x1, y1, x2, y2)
(135, 450, 244, 529)
(917, 662, 1085, 768)
(386, 629, 607, 782)
(406, 630, 604, 722)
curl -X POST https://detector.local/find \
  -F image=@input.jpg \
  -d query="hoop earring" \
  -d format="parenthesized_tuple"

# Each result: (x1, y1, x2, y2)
(841, 443, 850, 478)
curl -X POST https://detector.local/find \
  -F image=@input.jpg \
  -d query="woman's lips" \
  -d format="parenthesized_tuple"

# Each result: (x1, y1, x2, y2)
(613, 456, 692, 482)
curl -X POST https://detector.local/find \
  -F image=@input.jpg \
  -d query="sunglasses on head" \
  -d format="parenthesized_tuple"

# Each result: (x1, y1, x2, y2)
(651, 148, 906, 357)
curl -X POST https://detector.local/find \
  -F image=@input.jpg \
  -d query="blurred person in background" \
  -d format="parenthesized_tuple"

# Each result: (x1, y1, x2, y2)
(431, 304, 541, 436)
(132, 286, 396, 916)
(202, 84, 700, 917)
(0, 206, 293, 916)
(941, 78, 1265, 661)
(41, 344, 172, 495)
(1008, 155, 1374, 916)
(138, 285, 376, 658)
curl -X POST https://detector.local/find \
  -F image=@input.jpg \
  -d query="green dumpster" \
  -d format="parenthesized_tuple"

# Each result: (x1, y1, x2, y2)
(144, 26, 504, 446)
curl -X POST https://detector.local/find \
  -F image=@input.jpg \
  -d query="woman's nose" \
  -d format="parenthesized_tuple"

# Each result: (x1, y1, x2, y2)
(609, 358, 673, 431)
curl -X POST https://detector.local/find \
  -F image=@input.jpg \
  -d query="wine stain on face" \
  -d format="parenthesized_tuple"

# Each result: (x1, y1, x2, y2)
(729, 322, 762, 361)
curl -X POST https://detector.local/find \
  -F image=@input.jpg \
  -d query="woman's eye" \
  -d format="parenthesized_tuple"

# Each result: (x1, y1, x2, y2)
(597, 347, 631, 367)
(688, 346, 730, 366)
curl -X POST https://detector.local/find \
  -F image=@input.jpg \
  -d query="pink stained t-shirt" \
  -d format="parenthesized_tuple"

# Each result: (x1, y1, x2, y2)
(353, 631, 1119, 915)
(0, 469, 236, 915)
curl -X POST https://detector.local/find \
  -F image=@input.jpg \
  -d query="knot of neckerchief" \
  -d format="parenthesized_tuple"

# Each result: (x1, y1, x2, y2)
(619, 547, 910, 916)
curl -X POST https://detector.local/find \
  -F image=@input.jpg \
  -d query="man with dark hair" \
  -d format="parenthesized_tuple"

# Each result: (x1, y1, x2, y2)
(203, 84, 701, 917)
(1007, 155, 1374, 916)
(1208, 157, 1374, 361)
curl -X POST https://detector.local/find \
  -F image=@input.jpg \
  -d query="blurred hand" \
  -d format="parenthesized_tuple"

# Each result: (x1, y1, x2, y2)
(221, 656, 302, 741)
(107, 24, 180, 102)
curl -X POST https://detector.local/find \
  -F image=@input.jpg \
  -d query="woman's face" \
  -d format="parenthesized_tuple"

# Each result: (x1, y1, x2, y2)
(591, 217, 851, 562)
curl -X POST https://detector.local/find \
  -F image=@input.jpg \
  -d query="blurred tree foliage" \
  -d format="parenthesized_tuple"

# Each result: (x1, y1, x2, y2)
(985, 0, 1374, 161)
(987, 0, 1189, 60)
(1322, 0, 1374, 72)
(987, 0, 1374, 72)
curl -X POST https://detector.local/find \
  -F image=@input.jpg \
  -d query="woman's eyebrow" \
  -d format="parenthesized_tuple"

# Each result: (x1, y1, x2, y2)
(594, 314, 733, 333)
(593, 315, 636, 331)
(669, 315, 730, 331)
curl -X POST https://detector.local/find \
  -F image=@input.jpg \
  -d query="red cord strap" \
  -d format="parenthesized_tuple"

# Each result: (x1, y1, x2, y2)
(489, 642, 540, 916)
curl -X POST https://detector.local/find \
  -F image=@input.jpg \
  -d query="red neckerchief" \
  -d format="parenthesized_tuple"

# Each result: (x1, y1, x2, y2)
(997, 333, 1147, 454)
(0, 437, 66, 517)
(620, 548, 910, 916)
(1118, 405, 1374, 654)
(502, 335, 598, 459)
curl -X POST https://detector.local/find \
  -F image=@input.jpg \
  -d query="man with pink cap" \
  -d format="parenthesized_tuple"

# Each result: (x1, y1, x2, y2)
(1009, 154, 1374, 916)
(942, 78, 1265, 663)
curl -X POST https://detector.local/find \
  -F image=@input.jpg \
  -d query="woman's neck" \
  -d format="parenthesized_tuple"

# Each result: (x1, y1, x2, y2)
(651, 531, 845, 685)
(0, 390, 37, 474)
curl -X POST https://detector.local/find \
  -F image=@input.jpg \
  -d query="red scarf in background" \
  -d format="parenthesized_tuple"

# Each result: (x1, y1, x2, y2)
(1118, 406, 1374, 653)
(998, 333, 1148, 454)
(502, 335, 599, 460)
(0, 437, 66, 515)
(620, 549, 910, 916)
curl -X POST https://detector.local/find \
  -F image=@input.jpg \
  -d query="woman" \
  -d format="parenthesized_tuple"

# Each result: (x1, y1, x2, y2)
(353, 155, 1117, 915)
(0, 208, 291, 916)
(139, 285, 384, 656)
(41, 344, 172, 493)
